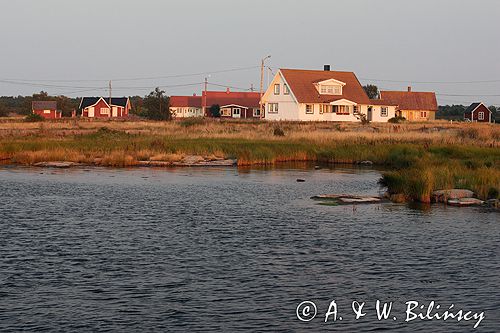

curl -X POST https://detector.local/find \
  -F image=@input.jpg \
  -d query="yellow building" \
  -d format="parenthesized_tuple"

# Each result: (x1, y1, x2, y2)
(380, 87, 438, 121)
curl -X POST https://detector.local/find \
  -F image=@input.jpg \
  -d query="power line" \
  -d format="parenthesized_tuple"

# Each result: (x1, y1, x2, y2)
(0, 65, 260, 83)
(360, 77, 500, 84)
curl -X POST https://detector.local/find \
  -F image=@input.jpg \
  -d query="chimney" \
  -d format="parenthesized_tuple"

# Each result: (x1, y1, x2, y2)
(324, 64, 331, 71)
(408, 86, 412, 92)
(226, 87, 230, 94)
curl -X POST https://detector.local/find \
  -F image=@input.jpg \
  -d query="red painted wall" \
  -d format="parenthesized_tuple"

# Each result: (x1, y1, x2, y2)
(33, 109, 61, 119)
(82, 99, 129, 118)
(465, 104, 491, 122)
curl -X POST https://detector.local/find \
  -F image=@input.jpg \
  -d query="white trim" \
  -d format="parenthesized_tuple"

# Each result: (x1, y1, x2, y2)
(329, 99, 357, 106)
(316, 78, 346, 86)
(220, 104, 249, 109)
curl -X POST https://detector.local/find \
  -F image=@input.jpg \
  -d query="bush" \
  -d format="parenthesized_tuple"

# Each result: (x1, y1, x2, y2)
(388, 116, 406, 123)
(180, 117, 205, 127)
(24, 113, 44, 122)
(273, 126, 285, 136)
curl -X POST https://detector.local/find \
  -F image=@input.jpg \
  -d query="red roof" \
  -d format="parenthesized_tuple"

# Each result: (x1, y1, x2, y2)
(204, 90, 260, 108)
(169, 95, 202, 108)
(380, 91, 438, 111)
(280, 68, 371, 104)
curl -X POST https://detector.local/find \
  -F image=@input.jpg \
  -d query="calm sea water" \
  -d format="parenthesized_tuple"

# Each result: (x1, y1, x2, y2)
(0, 165, 498, 332)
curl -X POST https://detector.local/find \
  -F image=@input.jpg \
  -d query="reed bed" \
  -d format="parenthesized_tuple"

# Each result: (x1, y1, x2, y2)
(0, 119, 498, 201)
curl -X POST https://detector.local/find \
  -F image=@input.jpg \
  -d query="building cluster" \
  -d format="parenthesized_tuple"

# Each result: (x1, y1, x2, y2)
(32, 66, 493, 123)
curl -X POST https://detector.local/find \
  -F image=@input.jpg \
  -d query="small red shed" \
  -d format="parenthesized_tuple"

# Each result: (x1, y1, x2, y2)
(80, 97, 131, 118)
(464, 102, 492, 123)
(32, 101, 62, 119)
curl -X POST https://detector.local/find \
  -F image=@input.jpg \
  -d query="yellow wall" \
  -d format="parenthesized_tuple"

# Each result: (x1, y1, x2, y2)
(400, 110, 436, 121)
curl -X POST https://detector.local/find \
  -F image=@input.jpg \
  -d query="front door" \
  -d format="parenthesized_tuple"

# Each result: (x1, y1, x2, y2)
(88, 107, 94, 117)
(367, 106, 373, 121)
(112, 107, 118, 117)
(233, 108, 241, 118)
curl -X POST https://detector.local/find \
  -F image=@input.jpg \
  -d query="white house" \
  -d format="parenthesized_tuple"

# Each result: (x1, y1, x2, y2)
(262, 66, 397, 122)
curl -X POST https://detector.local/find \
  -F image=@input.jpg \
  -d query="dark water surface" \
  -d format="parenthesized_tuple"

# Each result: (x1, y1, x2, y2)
(0, 166, 498, 332)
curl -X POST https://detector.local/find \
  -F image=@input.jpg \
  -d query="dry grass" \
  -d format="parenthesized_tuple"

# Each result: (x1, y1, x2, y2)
(1, 119, 498, 201)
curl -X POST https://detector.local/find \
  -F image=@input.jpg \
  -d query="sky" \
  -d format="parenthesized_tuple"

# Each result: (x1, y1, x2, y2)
(0, 0, 499, 105)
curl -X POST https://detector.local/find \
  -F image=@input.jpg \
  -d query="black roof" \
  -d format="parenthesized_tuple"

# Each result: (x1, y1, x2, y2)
(464, 102, 481, 114)
(79, 97, 129, 109)
(32, 101, 57, 110)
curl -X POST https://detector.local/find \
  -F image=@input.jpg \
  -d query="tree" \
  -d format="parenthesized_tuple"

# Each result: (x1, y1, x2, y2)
(143, 88, 171, 120)
(209, 104, 221, 117)
(0, 100, 8, 117)
(363, 84, 379, 99)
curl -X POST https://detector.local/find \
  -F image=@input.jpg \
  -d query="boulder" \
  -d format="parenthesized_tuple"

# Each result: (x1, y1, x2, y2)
(34, 161, 79, 168)
(432, 189, 475, 203)
(311, 194, 386, 205)
(447, 198, 484, 207)
(359, 160, 374, 166)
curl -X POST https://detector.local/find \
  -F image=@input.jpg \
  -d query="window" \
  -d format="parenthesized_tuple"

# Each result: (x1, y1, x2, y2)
(353, 105, 359, 114)
(221, 108, 231, 116)
(284, 84, 290, 95)
(233, 108, 241, 116)
(101, 107, 110, 115)
(478, 111, 484, 120)
(320, 85, 341, 95)
(334, 105, 350, 115)
(420, 111, 427, 118)
(381, 107, 388, 117)
(268, 103, 279, 113)
(319, 104, 324, 114)
(305, 104, 314, 114)
(253, 108, 261, 117)
(274, 84, 280, 95)
(43, 110, 51, 114)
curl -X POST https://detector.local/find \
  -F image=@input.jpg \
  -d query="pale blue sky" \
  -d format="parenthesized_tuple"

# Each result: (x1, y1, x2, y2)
(1, 0, 499, 105)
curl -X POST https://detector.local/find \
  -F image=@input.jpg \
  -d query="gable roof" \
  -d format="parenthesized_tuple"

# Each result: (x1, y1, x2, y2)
(170, 95, 202, 108)
(32, 101, 57, 110)
(380, 91, 438, 111)
(204, 90, 260, 108)
(464, 102, 484, 114)
(79, 97, 129, 109)
(279, 68, 371, 104)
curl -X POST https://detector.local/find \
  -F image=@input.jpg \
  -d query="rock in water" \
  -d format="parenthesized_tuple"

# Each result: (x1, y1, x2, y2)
(432, 189, 475, 203)
(297, 179, 306, 182)
(447, 198, 484, 207)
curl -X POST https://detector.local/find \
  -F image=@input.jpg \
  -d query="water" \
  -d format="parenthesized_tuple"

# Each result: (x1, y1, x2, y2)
(0, 166, 498, 332)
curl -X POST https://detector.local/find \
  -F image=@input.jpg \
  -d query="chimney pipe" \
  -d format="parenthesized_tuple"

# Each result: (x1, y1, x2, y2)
(226, 87, 230, 94)
(408, 86, 412, 92)
(324, 64, 331, 71)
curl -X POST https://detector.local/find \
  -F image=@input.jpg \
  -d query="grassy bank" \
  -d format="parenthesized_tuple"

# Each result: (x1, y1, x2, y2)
(0, 119, 499, 201)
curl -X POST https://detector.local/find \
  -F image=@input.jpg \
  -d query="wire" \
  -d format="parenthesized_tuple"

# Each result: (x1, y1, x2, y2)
(360, 78, 500, 84)
(0, 65, 260, 83)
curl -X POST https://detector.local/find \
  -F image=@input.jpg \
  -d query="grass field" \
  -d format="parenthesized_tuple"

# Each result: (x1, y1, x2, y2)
(1, 118, 499, 202)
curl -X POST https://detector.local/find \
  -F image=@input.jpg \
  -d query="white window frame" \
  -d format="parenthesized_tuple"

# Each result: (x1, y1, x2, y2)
(381, 107, 388, 117)
(221, 108, 231, 116)
(43, 110, 51, 114)
(319, 85, 342, 95)
(284, 84, 290, 95)
(420, 111, 427, 118)
(233, 108, 241, 116)
(305, 104, 314, 114)
(274, 84, 280, 95)
(478, 111, 484, 120)
(253, 108, 261, 117)
(101, 107, 110, 115)
(268, 103, 278, 114)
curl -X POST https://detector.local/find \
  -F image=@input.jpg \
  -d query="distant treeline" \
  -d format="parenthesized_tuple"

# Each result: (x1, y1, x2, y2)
(437, 104, 498, 121)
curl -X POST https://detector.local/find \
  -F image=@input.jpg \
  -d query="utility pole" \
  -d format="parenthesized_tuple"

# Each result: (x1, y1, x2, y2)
(203, 77, 208, 117)
(108, 80, 112, 118)
(259, 55, 271, 120)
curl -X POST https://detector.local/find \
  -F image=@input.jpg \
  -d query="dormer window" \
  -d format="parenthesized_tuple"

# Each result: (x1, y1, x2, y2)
(320, 85, 342, 95)
(316, 78, 346, 95)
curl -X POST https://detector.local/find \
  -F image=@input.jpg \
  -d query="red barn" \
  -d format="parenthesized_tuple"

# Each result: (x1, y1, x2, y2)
(32, 101, 62, 119)
(203, 89, 261, 119)
(464, 102, 492, 123)
(80, 97, 131, 118)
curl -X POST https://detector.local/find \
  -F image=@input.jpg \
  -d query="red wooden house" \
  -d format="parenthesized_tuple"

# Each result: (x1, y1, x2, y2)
(80, 97, 131, 118)
(32, 101, 62, 119)
(203, 89, 261, 119)
(464, 102, 492, 123)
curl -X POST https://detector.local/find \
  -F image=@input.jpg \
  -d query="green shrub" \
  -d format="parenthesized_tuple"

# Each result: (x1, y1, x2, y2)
(24, 113, 44, 122)
(273, 126, 285, 136)
(388, 116, 406, 123)
(180, 117, 205, 127)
